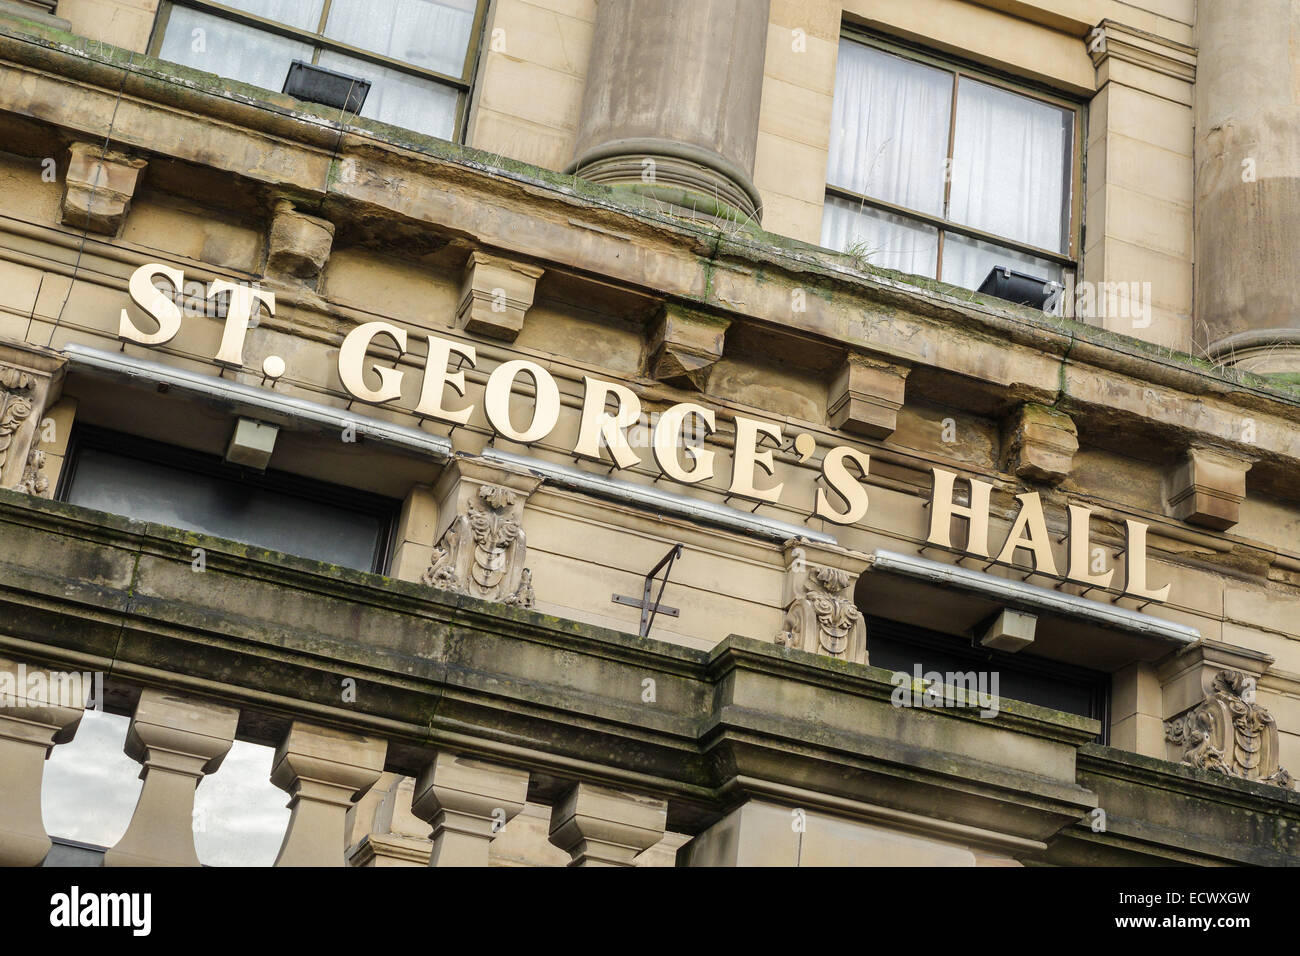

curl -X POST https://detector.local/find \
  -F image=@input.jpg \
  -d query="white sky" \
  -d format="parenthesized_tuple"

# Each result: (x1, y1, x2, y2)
(42, 709, 291, 866)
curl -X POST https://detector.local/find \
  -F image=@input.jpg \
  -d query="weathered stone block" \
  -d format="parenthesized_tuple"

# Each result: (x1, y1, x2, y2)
(457, 251, 544, 341)
(827, 352, 908, 439)
(646, 303, 730, 391)
(265, 199, 335, 286)
(1168, 445, 1251, 530)
(1004, 403, 1078, 484)
(60, 142, 146, 235)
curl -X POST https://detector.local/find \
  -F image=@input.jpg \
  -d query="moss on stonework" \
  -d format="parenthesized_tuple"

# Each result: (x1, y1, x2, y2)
(4, 15, 1300, 405)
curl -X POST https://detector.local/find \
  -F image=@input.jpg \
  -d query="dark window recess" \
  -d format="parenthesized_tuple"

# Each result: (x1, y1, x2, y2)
(59, 428, 398, 574)
(867, 616, 1110, 740)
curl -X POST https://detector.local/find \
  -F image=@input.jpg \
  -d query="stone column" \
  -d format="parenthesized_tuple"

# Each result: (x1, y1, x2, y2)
(569, 0, 771, 223)
(548, 782, 667, 866)
(410, 752, 530, 866)
(0, 656, 87, 866)
(271, 722, 386, 867)
(1195, 0, 1300, 372)
(104, 689, 238, 867)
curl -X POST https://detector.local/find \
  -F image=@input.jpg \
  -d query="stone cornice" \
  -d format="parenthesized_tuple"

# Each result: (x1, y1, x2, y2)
(1089, 19, 1196, 83)
(1050, 744, 1300, 866)
(0, 489, 1099, 846)
(4, 489, 1298, 861)
(1, 18, 1299, 505)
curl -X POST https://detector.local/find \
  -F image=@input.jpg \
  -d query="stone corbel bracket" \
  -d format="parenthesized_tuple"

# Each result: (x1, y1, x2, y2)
(421, 457, 544, 608)
(827, 351, 909, 440)
(60, 141, 147, 236)
(265, 198, 335, 289)
(1003, 403, 1078, 485)
(774, 538, 870, 665)
(646, 303, 730, 392)
(458, 251, 545, 342)
(0, 342, 66, 494)
(1168, 445, 1252, 531)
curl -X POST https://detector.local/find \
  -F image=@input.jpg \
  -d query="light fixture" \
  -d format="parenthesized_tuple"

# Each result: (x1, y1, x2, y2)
(225, 417, 279, 471)
(979, 608, 1038, 653)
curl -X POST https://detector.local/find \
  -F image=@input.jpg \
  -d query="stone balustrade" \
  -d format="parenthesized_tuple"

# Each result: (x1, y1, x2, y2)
(0, 489, 1297, 867)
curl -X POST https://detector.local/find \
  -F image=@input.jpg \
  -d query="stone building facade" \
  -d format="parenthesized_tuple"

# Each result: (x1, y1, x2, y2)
(0, 0, 1297, 867)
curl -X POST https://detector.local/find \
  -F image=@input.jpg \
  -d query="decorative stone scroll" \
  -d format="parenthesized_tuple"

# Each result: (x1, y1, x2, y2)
(774, 540, 869, 665)
(1165, 670, 1293, 789)
(422, 483, 536, 607)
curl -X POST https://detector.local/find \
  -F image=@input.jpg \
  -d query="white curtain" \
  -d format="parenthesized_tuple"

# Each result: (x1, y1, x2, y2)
(317, 50, 458, 139)
(218, 0, 325, 31)
(826, 40, 953, 217)
(821, 196, 939, 278)
(323, 0, 477, 78)
(948, 78, 1072, 254)
(160, 7, 314, 92)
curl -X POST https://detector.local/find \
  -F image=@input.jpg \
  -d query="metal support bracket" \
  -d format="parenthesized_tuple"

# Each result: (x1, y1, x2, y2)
(611, 543, 684, 637)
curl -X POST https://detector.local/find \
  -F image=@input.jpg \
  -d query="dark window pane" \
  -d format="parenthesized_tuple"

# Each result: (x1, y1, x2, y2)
(866, 616, 1108, 734)
(316, 50, 458, 138)
(65, 446, 388, 573)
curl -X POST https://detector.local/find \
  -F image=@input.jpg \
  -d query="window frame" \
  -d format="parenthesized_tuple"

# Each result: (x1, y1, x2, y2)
(148, 0, 490, 141)
(826, 27, 1086, 282)
(57, 425, 401, 576)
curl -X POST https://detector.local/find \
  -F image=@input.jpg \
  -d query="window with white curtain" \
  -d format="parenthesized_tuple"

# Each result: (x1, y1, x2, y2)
(153, 0, 484, 141)
(823, 35, 1079, 296)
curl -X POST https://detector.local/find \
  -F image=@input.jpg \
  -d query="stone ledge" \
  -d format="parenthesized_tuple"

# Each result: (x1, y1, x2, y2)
(0, 489, 1098, 845)
(1038, 744, 1300, 865)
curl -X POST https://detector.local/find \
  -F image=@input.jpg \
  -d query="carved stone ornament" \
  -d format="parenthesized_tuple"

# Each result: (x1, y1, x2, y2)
(776, 565, 867, 664)
(421, 484, 535, 607)
(1165, 670, 1293, 789)
(16, 449, 47, 496)
(0, 367, 36, 477)
(0, 345, 65, 492)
